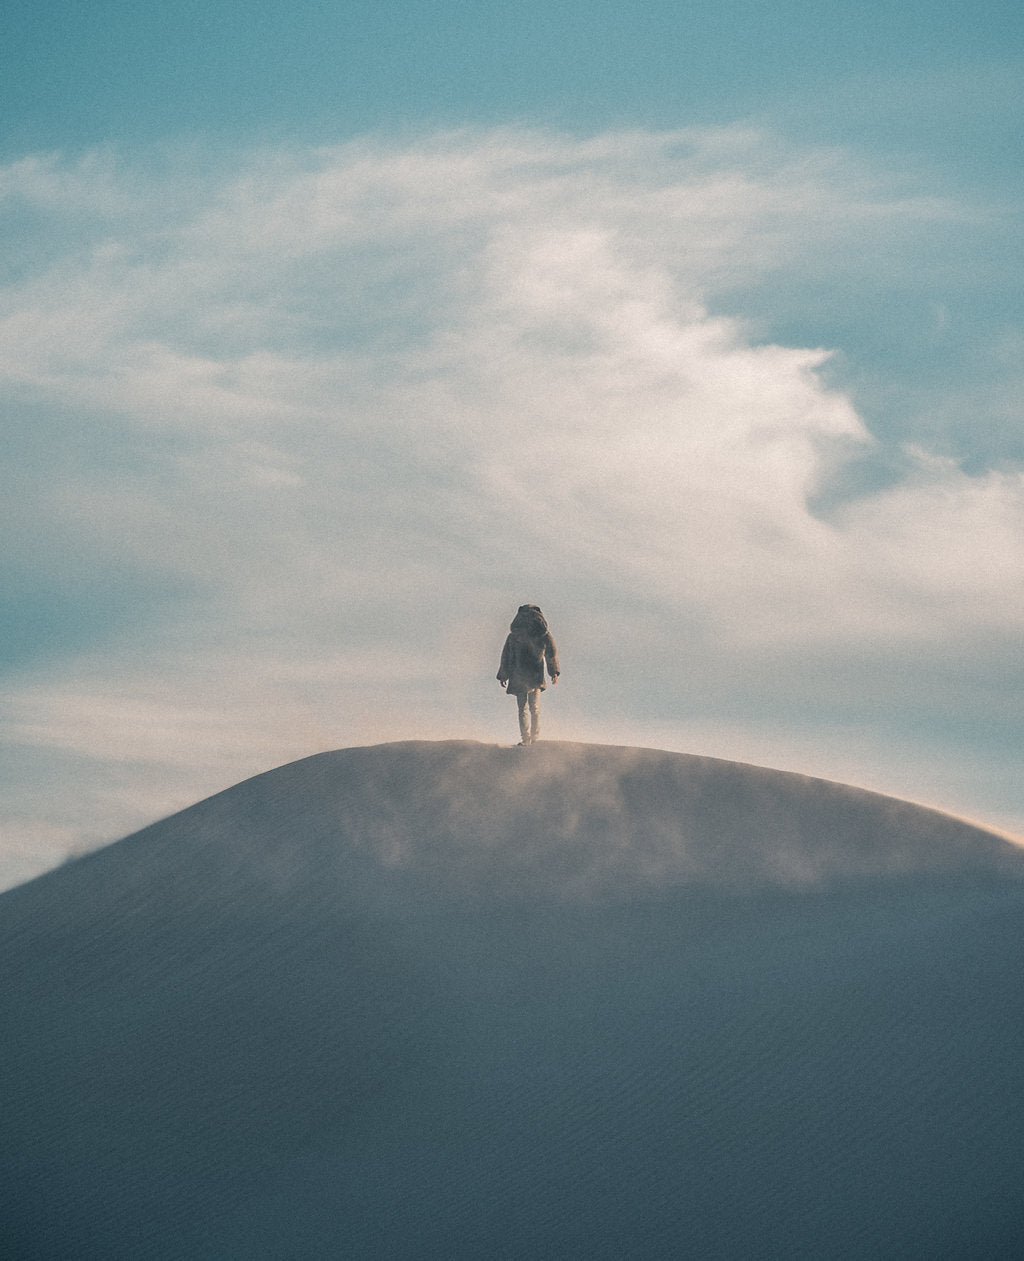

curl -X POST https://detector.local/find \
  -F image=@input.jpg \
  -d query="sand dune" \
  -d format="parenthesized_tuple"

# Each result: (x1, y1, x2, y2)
(2, 741, 1023, 1258)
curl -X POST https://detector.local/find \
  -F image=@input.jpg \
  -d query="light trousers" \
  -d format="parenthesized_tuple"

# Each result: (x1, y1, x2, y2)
(516, 689, 541, 744)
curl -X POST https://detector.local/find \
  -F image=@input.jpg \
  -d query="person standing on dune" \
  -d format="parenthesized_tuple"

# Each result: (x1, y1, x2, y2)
(497, 604, 560, 746)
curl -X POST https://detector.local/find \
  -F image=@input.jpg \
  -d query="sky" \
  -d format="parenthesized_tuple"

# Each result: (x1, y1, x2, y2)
(2, 0, 1022, 888)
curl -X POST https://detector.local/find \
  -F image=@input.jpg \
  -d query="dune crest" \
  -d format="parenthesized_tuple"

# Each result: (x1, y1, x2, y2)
(37, 739, 1022, 907)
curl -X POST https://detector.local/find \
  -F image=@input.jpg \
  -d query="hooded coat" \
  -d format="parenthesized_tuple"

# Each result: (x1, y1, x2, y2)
(497, 605, 560, 697)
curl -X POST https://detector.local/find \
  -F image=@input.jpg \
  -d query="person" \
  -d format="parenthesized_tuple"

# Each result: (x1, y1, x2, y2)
(496, 604, 560, 745)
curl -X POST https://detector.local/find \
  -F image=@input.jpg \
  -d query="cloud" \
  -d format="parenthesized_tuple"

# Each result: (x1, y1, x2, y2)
(2, 124, 1022, 879)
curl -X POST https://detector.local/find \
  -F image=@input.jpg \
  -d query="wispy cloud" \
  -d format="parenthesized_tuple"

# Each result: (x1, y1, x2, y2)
(2, 124, 1022, 884)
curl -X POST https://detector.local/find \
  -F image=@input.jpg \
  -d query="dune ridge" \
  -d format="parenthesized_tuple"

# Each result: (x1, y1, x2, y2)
(10, 740, 1019, 910)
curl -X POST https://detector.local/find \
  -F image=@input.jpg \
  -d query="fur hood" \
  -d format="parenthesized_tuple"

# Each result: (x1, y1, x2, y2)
(509, 604, 548, 635)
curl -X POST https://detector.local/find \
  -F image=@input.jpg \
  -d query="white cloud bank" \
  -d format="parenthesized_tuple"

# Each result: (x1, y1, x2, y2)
(2, 125, 1022, 884)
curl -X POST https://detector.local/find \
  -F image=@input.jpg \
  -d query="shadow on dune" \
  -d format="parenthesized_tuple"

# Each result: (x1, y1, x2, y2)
(2, 741, 1023, 1259)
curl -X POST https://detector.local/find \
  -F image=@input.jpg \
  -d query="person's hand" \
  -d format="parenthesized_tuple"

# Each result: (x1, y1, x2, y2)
(551, 675, 559, 684)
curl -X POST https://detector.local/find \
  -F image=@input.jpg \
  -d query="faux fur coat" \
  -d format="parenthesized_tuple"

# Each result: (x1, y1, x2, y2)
(497, 604, 560, 697)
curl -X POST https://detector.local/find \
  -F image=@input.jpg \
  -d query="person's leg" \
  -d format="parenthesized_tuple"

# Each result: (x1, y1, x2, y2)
(516, 693, 530, 744)
(528, 689, 540, 743)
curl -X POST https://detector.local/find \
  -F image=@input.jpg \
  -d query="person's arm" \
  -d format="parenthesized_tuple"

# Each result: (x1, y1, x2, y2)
(544, 634, 560, 682)
(497, 636, 511, 685)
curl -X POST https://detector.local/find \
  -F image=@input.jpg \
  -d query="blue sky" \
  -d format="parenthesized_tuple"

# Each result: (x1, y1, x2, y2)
(5, 0, 1022, 189)
(2, 1, 1022, 886)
